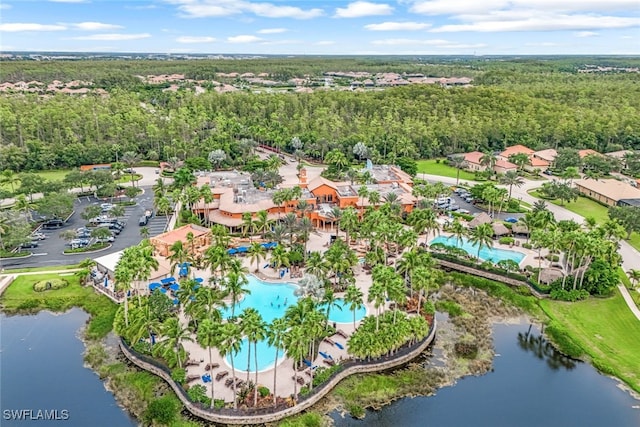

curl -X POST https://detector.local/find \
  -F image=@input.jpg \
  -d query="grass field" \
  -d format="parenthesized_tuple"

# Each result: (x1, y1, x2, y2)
(540, 290, 640, 394)
(0, 273, 117, 339)
(0, 169, 71, 192)
(530, 190, 640, 250)
(417, 159, 477, 181)
(2, 264, 80, 274)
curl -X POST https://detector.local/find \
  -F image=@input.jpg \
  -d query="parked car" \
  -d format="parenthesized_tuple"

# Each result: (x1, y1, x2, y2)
(100, 203, 114, 212)
(505, 217, 518, 223)
(144, 209, 153, 219)
(458, 209, 471, 215)
(543, 169, 553, 176)
(463, 196, 474, 203)
(68, 238, 90, 247)
(31, 232, 47, 240)
(95, 235, 115, 243)
(446, 204, 460, 211)
(42, 219, 64, 229)
(123, 168, 135, 174)
(138, 215, 149, 226)
(18, 241, 39, 249)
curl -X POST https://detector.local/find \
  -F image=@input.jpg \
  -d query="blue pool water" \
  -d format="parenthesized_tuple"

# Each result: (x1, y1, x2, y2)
(321, 299, 367, 324)
(228, 337, 286, 373)
(219, 275, 298, 323)
(223, 276, 366, 371)
(430, 236, 525, 264)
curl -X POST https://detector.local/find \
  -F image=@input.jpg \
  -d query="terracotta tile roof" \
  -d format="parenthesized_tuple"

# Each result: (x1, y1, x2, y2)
(464, 151, 484, 165)
(500, 144, 534, 158)
(529, 157, 550, 167)
(578, 149, 601, 158)
(152, 224, 211, 246)
(494, 159, 517, 170)
(307, 176, 340, 192)
(534, 149, 557, 162)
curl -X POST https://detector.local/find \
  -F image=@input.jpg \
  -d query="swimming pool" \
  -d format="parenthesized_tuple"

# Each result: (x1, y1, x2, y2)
(320, 299, 367, 324)
(430, 236, 525, 264)
(229, 337, 286, 373)
(219, 275, 297, 323)
(222, 276, 366, 371)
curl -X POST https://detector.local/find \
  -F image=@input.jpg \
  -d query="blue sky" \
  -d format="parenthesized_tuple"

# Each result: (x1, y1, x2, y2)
(0, 1, 638, 54)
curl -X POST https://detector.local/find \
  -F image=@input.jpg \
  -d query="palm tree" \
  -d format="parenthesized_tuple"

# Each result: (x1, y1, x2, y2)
(340, 207, 359, 245)
(283, 325, 306, 401)
(196, 318, 220, 406)
(450, 155, 466, 186)
(296, 217, 314, 257)
(266, 318, 288, 405)
(248, 242, 266, 273)
(449, 219, 466, 247)
(367, 191, 380, 209)
(469, 223, 494, 259)
(321, 288, 342, 327)
(219, 321, 242, 409)
(344, 284, 364, 329)
(152, 178, 167, 198)
(114, 247, 137, 326)
(158, 317, 192, 368)
(121, 151, 141, 188)
(269, 245, 290, 275)
(0, 170, 19, 194)
(627, 269, 640, 288)
(304, 251, 327, 277)
(222, 272, 250, 318)
(240, 308, 267, 406)
(499, 170, 525, 200)
(367, 280, 386, 331)
(480, 151, 497, 173)
(254, 210, 271, 239)
(14, 194, 35, 222)
(357, 186, 368, 213)
(167, 240, 188, 277)
(328, 206, 343, 238)
(241, 212, 254, 240)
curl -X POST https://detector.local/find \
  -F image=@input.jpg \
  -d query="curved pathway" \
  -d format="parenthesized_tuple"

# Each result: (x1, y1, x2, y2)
(418, 172, 640, 321)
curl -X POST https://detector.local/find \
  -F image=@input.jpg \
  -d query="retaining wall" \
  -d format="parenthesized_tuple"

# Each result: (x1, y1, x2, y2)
(120, 318, 436, 425)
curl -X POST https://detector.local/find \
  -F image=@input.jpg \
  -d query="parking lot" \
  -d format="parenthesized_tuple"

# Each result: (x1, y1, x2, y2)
(3, 186, 168, 269)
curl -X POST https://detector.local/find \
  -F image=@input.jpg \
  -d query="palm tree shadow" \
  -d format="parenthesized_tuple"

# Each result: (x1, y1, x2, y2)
(517, 324, 578, 371)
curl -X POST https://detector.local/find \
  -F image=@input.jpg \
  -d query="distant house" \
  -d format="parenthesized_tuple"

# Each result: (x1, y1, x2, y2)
(578, 149, 601, 159)
(493, 159, 518, 174)
(574, 179, 640, 207)
(533, 148, 558, 164)
(526, 156, 550, 172)
(498, 145, 535, 162)
(463, 151, 486, 172)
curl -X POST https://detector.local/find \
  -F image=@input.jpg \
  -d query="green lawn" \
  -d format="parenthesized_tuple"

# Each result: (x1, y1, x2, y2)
(0, 169, 71, 192)
(530, 190, 640, 250)
(416, 159, 477, 182)
(2, 264, 80, 274)
(540, 290, 640, 393)
(0, 273, 117, 339)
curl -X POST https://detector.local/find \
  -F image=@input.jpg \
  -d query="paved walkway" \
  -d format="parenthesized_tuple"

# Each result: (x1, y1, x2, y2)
(418, 172, 640, 322)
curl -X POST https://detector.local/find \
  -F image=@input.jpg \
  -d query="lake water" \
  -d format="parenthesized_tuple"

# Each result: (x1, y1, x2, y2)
(0, 308, 137, 427)
(331, 322, 640, 427)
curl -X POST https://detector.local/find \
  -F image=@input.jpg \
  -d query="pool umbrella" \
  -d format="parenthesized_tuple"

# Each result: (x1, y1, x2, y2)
(169, 283, 180, 291)
(160, 277, 176, 284)
(236, 246, 248, 253)
(149, 282, 161, 291)
(227, 248, 238, 255)
(194, 277, 203, 283)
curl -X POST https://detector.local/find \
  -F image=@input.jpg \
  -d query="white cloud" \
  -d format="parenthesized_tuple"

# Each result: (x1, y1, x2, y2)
(575, 31, 599, 37)
(365, 21, 431, 31)
(176, 36, 216, 43)
(431, 13, 640, 32)
(168, 0, 323, 19)
(0, 23, 67, 32)
(0, 4, 12, 10)
(410, 0, 640, 15)
(371, 38, 486, 48)
(334, 1, 393, 18)
(314, 40, 336, 45)
(49, 0, 88, 3)
(71, 33, 151, 41)
(260, 39, 304, 45)
(257, 28, 287, 34)
(70, 22, 123, 31)
(227, 34, 263, 43)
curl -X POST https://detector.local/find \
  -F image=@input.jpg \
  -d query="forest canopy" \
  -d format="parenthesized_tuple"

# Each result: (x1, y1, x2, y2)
(0, 57, 638, 171)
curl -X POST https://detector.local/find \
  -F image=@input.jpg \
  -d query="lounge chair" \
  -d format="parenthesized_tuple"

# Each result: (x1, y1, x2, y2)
(216, 371, 229, 381)
(323, 359, 335, 366)
(324, 337, 335, 345)
(304, 369, 313, 377)
(186, 374, 200, 383)
(204, 363, 219, 371)
(336, 329, 349, 339)
(185, 359, 200, 367)
(296, 377, 305, 385)
(225, 378, 234, 387)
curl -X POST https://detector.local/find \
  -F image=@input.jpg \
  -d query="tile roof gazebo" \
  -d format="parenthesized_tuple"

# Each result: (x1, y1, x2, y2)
(149, 224, 212, 257)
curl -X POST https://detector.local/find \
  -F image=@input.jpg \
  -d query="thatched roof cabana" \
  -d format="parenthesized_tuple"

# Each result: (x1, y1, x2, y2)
(512, 223, 529, 235)
(492, 222, 511, 237)
(539, 268, 564, 284)
(469, 212, 492, 228)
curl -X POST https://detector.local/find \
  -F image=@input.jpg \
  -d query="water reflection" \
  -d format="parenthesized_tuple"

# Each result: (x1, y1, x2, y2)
(517, 324, 577, 371)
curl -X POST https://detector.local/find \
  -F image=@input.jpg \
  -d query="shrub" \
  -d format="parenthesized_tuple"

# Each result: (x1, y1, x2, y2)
(348, 403, 365, 419)
(545, 254, 560, 262)
(33, 278, 69, 292)
(498, 237, 515, 245)
(454, 337, 478, 359)
(171, 367, 186, 384)
(522, 243, 533, 249)
(144, 396, 179, 426)
(63, 243, 108, 254)
(550, 288, 590, 301)
(435, 300, 463, 316)
(258, 386, 270, 398)
(187, 384, 210, 405)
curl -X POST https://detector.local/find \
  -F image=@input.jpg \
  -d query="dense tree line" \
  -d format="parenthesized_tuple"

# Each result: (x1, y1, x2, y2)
(1, 59, 639, 172)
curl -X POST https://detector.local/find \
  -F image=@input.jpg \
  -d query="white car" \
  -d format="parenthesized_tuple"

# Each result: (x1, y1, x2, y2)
(100, 203, 114, 212)
(458, 209, 470, 214)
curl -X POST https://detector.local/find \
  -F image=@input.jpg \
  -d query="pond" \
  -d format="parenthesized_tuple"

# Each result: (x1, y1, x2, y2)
(331, 322, 639, 426)
(0, 308, 137, 427)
